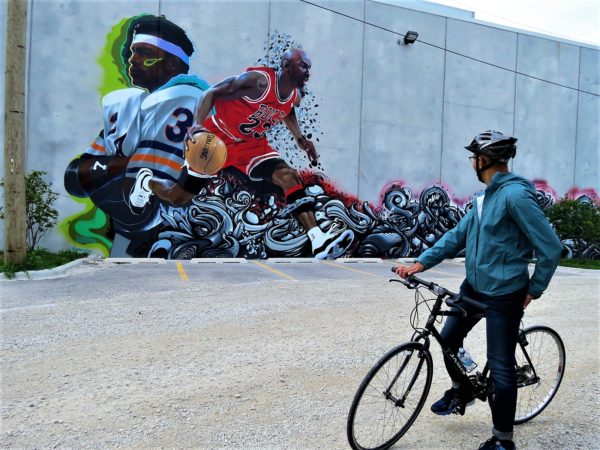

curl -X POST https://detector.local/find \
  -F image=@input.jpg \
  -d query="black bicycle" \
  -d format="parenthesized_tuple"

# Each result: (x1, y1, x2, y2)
(347, 271, 566, 450)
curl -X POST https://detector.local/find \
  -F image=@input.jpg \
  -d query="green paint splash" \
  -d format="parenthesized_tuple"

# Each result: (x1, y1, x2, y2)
(59, 14, 150, 256)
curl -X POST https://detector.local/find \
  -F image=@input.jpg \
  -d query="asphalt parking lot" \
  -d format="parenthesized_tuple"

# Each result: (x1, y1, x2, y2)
(1, 259, 598, 449)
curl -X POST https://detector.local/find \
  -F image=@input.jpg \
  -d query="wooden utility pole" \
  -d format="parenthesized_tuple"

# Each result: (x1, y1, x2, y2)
(3, 0, 28, 264)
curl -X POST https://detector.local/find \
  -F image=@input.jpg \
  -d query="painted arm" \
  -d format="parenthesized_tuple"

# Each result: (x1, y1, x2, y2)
(193, 72, 267, 128)
(148, 178, 194, 207)
(283, 94, 318, 164)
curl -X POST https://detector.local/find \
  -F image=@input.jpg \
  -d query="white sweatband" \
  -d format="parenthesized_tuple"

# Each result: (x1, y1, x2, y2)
(183, 159, 216, 178)
(132, 33, 190, 65)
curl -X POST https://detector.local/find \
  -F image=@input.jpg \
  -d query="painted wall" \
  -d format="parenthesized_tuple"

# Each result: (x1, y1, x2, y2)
(1, 0, 598, 258)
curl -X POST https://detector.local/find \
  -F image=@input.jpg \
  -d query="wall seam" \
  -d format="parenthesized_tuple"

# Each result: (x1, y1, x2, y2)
(25, 0, 34, 170)
(573, 46, 581, 192)
(439, 16, 447, 185)
(356, 0, 366, 200)
(267, 0, 271, 54)
(511, 33, 519, 173)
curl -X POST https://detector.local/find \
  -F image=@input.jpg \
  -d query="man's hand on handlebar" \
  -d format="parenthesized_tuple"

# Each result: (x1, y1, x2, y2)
(395, 262, 425, 278)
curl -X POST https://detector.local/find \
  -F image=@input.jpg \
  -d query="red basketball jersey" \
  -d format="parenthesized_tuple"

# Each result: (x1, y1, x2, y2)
(205, 67, 298, 143)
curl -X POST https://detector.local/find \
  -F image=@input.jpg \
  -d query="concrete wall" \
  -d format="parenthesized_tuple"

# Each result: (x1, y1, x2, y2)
(1, 0, 598, 254)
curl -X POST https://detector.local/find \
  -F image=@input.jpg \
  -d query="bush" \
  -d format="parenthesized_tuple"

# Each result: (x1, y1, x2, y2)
(0, 248, 87, 279)
(0, 170, 59, 250)
(545, 198, 600, 260)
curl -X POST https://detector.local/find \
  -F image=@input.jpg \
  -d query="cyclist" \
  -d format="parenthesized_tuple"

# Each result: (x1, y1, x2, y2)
(396, 130, 562, 450)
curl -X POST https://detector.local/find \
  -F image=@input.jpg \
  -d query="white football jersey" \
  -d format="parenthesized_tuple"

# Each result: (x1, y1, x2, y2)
(84, 88, 147, 158)
(101, 88, 147, 157)
(127, 84, 205, 182)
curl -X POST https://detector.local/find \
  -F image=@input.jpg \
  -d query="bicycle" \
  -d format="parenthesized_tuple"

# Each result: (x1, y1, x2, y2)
(346, 270, 566, 450)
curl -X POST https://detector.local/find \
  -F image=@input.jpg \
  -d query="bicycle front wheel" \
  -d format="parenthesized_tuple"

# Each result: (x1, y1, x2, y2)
(512, 325, 566, 424)
(347, 342, 433, 450)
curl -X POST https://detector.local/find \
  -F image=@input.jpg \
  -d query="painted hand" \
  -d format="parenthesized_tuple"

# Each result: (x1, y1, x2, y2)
(185, 124, 209, 144)
(298, 136, 318, 164)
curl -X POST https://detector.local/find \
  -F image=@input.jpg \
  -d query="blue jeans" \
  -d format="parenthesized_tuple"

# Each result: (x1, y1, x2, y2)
(440, 279, 526, 439)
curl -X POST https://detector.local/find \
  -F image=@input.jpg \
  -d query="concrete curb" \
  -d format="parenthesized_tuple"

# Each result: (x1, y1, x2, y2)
(0, 256, 102, 281)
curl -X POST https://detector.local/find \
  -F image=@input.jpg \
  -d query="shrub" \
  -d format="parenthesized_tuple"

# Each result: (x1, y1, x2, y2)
(545, 198, 600, 260)
(0, 170, 59, 250)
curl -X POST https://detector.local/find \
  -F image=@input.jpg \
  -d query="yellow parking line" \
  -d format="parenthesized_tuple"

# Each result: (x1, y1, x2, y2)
(251, 260, 296, 281)
(176, 261, 189, 281)
(321, 261, 383, 278)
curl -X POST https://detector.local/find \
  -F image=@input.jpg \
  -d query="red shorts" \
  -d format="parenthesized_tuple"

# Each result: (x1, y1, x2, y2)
(204, 116, 281, 180)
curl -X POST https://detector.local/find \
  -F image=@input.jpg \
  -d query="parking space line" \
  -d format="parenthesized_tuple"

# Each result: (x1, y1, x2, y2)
(176, 261, 189, 281)
(321, 261, 383, 278)
(251, 260, 296, 281)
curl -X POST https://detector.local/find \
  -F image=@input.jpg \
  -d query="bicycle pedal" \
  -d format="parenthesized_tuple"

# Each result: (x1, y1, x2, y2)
(452, 405, 466, 416)
(452, 399, 474, 416)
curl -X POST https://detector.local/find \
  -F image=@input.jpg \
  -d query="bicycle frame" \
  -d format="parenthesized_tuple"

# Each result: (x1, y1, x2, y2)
(390, 276, 493, 404)
(409, 290, 489, 402)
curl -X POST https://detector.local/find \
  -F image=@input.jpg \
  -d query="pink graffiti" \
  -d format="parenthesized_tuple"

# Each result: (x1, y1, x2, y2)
(533, 179, 598, 203)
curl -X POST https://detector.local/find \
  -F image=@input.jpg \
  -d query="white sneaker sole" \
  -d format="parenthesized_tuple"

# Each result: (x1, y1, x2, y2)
(314, 230, 354, 260)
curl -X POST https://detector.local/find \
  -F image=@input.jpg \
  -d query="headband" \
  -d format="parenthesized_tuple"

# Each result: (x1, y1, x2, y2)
(132, 33, 190, 65)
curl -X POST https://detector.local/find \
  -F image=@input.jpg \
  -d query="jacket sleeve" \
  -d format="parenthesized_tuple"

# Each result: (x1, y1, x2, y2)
(507, 188, 562, 298)
(417, 206, 473, 269)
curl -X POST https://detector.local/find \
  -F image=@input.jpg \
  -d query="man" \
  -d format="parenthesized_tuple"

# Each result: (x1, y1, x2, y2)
(170, 48, 353, 259)
(396, 130, 562, 450)
(64, 15, 209, 256)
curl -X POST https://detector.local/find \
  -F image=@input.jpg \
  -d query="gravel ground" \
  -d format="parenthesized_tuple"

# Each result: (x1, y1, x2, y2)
(0, 260, 598, 449)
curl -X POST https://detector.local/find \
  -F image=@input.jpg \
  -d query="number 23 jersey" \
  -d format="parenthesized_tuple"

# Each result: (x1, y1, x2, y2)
(205, 66, 298, 144)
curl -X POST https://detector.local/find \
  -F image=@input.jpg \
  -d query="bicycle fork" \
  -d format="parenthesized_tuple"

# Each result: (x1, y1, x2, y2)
(383, 348, 427, 408)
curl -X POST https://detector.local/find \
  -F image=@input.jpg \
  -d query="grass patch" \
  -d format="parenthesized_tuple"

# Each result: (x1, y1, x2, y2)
(0, 249, 89, 279)
(558, 258, 600, 270)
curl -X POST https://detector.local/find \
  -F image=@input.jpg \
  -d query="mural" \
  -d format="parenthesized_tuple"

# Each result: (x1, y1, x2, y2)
(60, 15, 599, 260)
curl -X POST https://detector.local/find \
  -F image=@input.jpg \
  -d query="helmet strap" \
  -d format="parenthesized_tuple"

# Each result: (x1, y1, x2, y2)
(475, 154, 496, 183)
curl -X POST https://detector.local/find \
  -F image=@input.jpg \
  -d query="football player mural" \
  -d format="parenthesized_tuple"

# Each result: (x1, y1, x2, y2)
(61, 15, 598, 260)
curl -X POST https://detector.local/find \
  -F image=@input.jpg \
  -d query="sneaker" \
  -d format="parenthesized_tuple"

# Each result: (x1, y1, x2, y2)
(478, 436, 516, 450)
(430, 387, 475, 416)
(309, 224, 354, 260)
(129, 168, 153, 214)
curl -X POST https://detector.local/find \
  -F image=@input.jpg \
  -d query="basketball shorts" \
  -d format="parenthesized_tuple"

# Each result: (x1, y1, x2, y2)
(204, 117, 282, 181)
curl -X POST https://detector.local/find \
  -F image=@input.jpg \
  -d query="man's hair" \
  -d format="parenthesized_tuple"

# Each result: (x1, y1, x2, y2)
(132, 15, 194, 57)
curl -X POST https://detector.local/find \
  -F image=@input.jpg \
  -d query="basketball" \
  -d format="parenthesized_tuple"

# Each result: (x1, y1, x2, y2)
(184, 131, 227, 174)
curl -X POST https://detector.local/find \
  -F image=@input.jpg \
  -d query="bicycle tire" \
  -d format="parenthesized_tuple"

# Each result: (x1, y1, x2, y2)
(347, 342, 433, 450)
(487, 325, 566, 425)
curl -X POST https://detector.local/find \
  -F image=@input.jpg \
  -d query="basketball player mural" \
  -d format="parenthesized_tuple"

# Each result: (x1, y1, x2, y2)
(63, 15, 210, 256)
(138, 48, 354, 259)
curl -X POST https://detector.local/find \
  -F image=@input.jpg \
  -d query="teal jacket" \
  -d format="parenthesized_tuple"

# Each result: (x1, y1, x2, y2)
(417, 172, 562, 297)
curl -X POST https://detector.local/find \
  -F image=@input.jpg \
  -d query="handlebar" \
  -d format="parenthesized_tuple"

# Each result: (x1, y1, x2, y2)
(390, 266, 488, 314)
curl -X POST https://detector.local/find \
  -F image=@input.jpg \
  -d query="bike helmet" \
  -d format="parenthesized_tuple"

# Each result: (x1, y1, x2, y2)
(465, 130, 517, 163)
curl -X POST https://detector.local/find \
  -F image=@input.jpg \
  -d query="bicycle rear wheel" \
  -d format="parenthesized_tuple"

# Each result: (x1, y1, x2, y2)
(347, 342, 433, 450)
(513, 325, 566, 424)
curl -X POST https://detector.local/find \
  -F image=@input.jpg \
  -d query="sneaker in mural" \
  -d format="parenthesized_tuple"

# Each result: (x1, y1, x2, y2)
(129, 168, 153, 214)
(309, 223, 354, 260)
